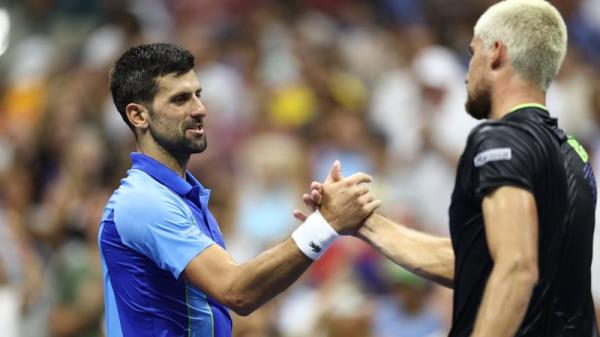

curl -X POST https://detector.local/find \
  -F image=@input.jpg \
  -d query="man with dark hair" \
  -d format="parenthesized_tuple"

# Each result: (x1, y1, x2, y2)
(110, 43, 196, 132)
(299, 0, 598, 336)
(99, 43, 382, 337)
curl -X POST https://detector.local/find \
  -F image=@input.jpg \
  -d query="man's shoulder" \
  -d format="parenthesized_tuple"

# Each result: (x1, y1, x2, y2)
(109, 169, 190, 226)
(466, 118, 541, 152)
(468, 119, 521, 140)
(458, 119, 546, 172)
(116, 169, 180, 203)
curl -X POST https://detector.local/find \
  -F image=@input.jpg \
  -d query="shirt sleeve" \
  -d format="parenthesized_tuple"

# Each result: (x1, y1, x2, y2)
(114, 187, 215, 279)
(469, 125, 537, 199)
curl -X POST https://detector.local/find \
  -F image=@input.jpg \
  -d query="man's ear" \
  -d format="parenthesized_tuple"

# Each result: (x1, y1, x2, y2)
(126, 103, 151, 131)
(490, 40, 506, 70)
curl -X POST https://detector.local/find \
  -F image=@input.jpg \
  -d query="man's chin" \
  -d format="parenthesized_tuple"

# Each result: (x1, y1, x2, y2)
(465, 100, 491, 120)
(190, 139, 207, 154)
(466, 109, 489, 120)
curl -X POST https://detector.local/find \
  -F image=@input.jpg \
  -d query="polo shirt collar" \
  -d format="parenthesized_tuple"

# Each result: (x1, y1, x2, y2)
(130, 152, 204, 196)
(509, 103, 547, 113)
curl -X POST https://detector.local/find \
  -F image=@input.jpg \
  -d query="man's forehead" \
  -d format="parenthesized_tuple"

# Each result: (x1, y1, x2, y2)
(156, 70, 200, 93)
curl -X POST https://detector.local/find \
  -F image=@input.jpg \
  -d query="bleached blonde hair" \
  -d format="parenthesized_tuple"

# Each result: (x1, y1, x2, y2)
(474, 0, 567, 90)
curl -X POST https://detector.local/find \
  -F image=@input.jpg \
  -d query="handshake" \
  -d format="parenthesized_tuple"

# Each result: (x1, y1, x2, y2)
(294, 160, 381, 234)
(290, 160, 382, 260)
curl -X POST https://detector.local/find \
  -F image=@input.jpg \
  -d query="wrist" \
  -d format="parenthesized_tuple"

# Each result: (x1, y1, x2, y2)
(292, 210, 339, 260)
(318, 207, 341, 233)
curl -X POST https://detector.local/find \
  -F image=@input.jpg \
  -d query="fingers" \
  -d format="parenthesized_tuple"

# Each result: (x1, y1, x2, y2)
(310, 181, 323, 193)
(310, 189, 323, 205)
(357, 193, 382, 214)
(358, 192, 375, 204)
(354, 185, 369, 196)
(344, 172, 373, 186)
(302, 193, 318, 211)
(364, 199, 383, 213)
(297, 181, 324, 222)
(293, 209, 309, 222)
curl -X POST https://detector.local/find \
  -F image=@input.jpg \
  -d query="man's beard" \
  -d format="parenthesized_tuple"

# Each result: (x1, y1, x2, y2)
(465, 83, 492, 120)
(149, 122, 208, 161)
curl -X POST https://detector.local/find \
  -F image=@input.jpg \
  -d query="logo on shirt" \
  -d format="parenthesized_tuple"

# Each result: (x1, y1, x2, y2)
(474, 148, 512, 167)
(182, 223, 201, 237)
(309, 241, 322, 253)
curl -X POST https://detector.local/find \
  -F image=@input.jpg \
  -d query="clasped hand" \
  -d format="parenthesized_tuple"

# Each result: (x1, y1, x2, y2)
(293, 161, 381, 235)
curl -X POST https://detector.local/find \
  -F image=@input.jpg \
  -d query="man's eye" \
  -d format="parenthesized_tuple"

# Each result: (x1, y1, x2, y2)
(174, 95, 189, 104)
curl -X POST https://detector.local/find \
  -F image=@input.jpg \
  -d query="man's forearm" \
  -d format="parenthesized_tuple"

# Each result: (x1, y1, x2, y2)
(226, 239, 312, 315)
(357, 213, 454, 288)
(471, 262, 538, 337)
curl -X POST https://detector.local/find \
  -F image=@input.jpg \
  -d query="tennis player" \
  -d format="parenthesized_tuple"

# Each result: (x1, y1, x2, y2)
(98, 43, 381, 337)
(298, 1, 598, 336)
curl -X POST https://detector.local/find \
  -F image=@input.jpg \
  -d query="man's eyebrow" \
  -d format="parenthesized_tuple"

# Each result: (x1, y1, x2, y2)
(169, 91, 190, 98)
(169, 87, 201, 98)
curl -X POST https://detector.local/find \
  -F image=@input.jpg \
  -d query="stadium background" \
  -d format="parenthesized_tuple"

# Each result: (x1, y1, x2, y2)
(0, 0, 599, 336)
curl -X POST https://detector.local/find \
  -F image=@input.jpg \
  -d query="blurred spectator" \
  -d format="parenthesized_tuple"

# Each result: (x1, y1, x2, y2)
(546, 48, 596, 137)
(309, 107, 380, 181)
(371, 261, 445, 337)
(0, 234, 22, 337)
(568, 0, 600, 68)
(46, 188, 106, 337)
(370, 44, 477, 233)
(588, 72, 600, 326)
(228, 131, 307, 260)
(0, 166, 46, 337)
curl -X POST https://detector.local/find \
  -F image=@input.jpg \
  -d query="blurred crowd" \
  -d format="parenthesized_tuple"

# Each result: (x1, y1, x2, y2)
(0, 0, 599, 336)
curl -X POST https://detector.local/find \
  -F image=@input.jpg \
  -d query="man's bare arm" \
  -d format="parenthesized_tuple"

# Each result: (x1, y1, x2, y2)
(471, 186, 539, 337)
(184, 163, 381, 316)
(296, 181, 454, 288)
(184, 239, 311, 316)
(357, 213, 455, 288)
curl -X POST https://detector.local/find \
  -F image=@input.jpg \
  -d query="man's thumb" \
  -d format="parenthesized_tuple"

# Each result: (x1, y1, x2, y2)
(325, 160, 343, 183)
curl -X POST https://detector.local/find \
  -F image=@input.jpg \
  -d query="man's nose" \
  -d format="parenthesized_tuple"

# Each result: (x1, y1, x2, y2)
(191, 97, 206, 117)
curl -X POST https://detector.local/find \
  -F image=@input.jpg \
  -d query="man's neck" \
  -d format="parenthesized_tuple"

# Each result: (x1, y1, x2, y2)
(137, 141, 189, 178)
(489, 77, 546, 120)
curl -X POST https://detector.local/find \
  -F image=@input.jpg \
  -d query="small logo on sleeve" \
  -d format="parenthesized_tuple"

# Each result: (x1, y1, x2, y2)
(309, 241, 322, 253)
(182, 224, 201, 237)
(474, 148, 512, 167)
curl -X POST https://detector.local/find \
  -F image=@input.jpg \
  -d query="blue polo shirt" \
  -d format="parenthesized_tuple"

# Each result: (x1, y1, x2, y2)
(98, 153, 232, 337)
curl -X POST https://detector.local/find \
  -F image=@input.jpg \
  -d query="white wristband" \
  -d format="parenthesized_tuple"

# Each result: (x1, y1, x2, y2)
(292, 210, 339, 260)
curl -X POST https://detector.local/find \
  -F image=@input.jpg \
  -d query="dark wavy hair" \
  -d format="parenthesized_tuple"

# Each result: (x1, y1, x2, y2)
(110, 43, 195, 131)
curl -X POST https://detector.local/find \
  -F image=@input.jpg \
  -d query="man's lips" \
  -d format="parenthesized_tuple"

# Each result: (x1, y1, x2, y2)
(186, 123, 204, 136)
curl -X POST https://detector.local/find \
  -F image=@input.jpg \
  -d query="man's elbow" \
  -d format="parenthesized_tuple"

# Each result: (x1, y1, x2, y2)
(505, 256, 539, 288)
(518, 262, 539, 289)
(223, 292, 259, 316)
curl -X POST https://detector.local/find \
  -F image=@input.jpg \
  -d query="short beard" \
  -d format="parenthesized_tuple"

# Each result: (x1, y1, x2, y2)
(150, 125, 207, 156)
(147, 108, 208, 163)
(465, 83, 492, 120)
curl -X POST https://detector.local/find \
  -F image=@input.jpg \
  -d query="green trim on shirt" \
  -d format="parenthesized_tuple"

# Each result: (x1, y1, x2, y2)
(185, 284, 192, 337)
(509, 103, 547, 113)
(567, 136, 590, 163)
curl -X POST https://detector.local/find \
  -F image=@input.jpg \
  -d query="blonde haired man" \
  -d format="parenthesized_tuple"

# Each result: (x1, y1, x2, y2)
(298, 1, 598, 336)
